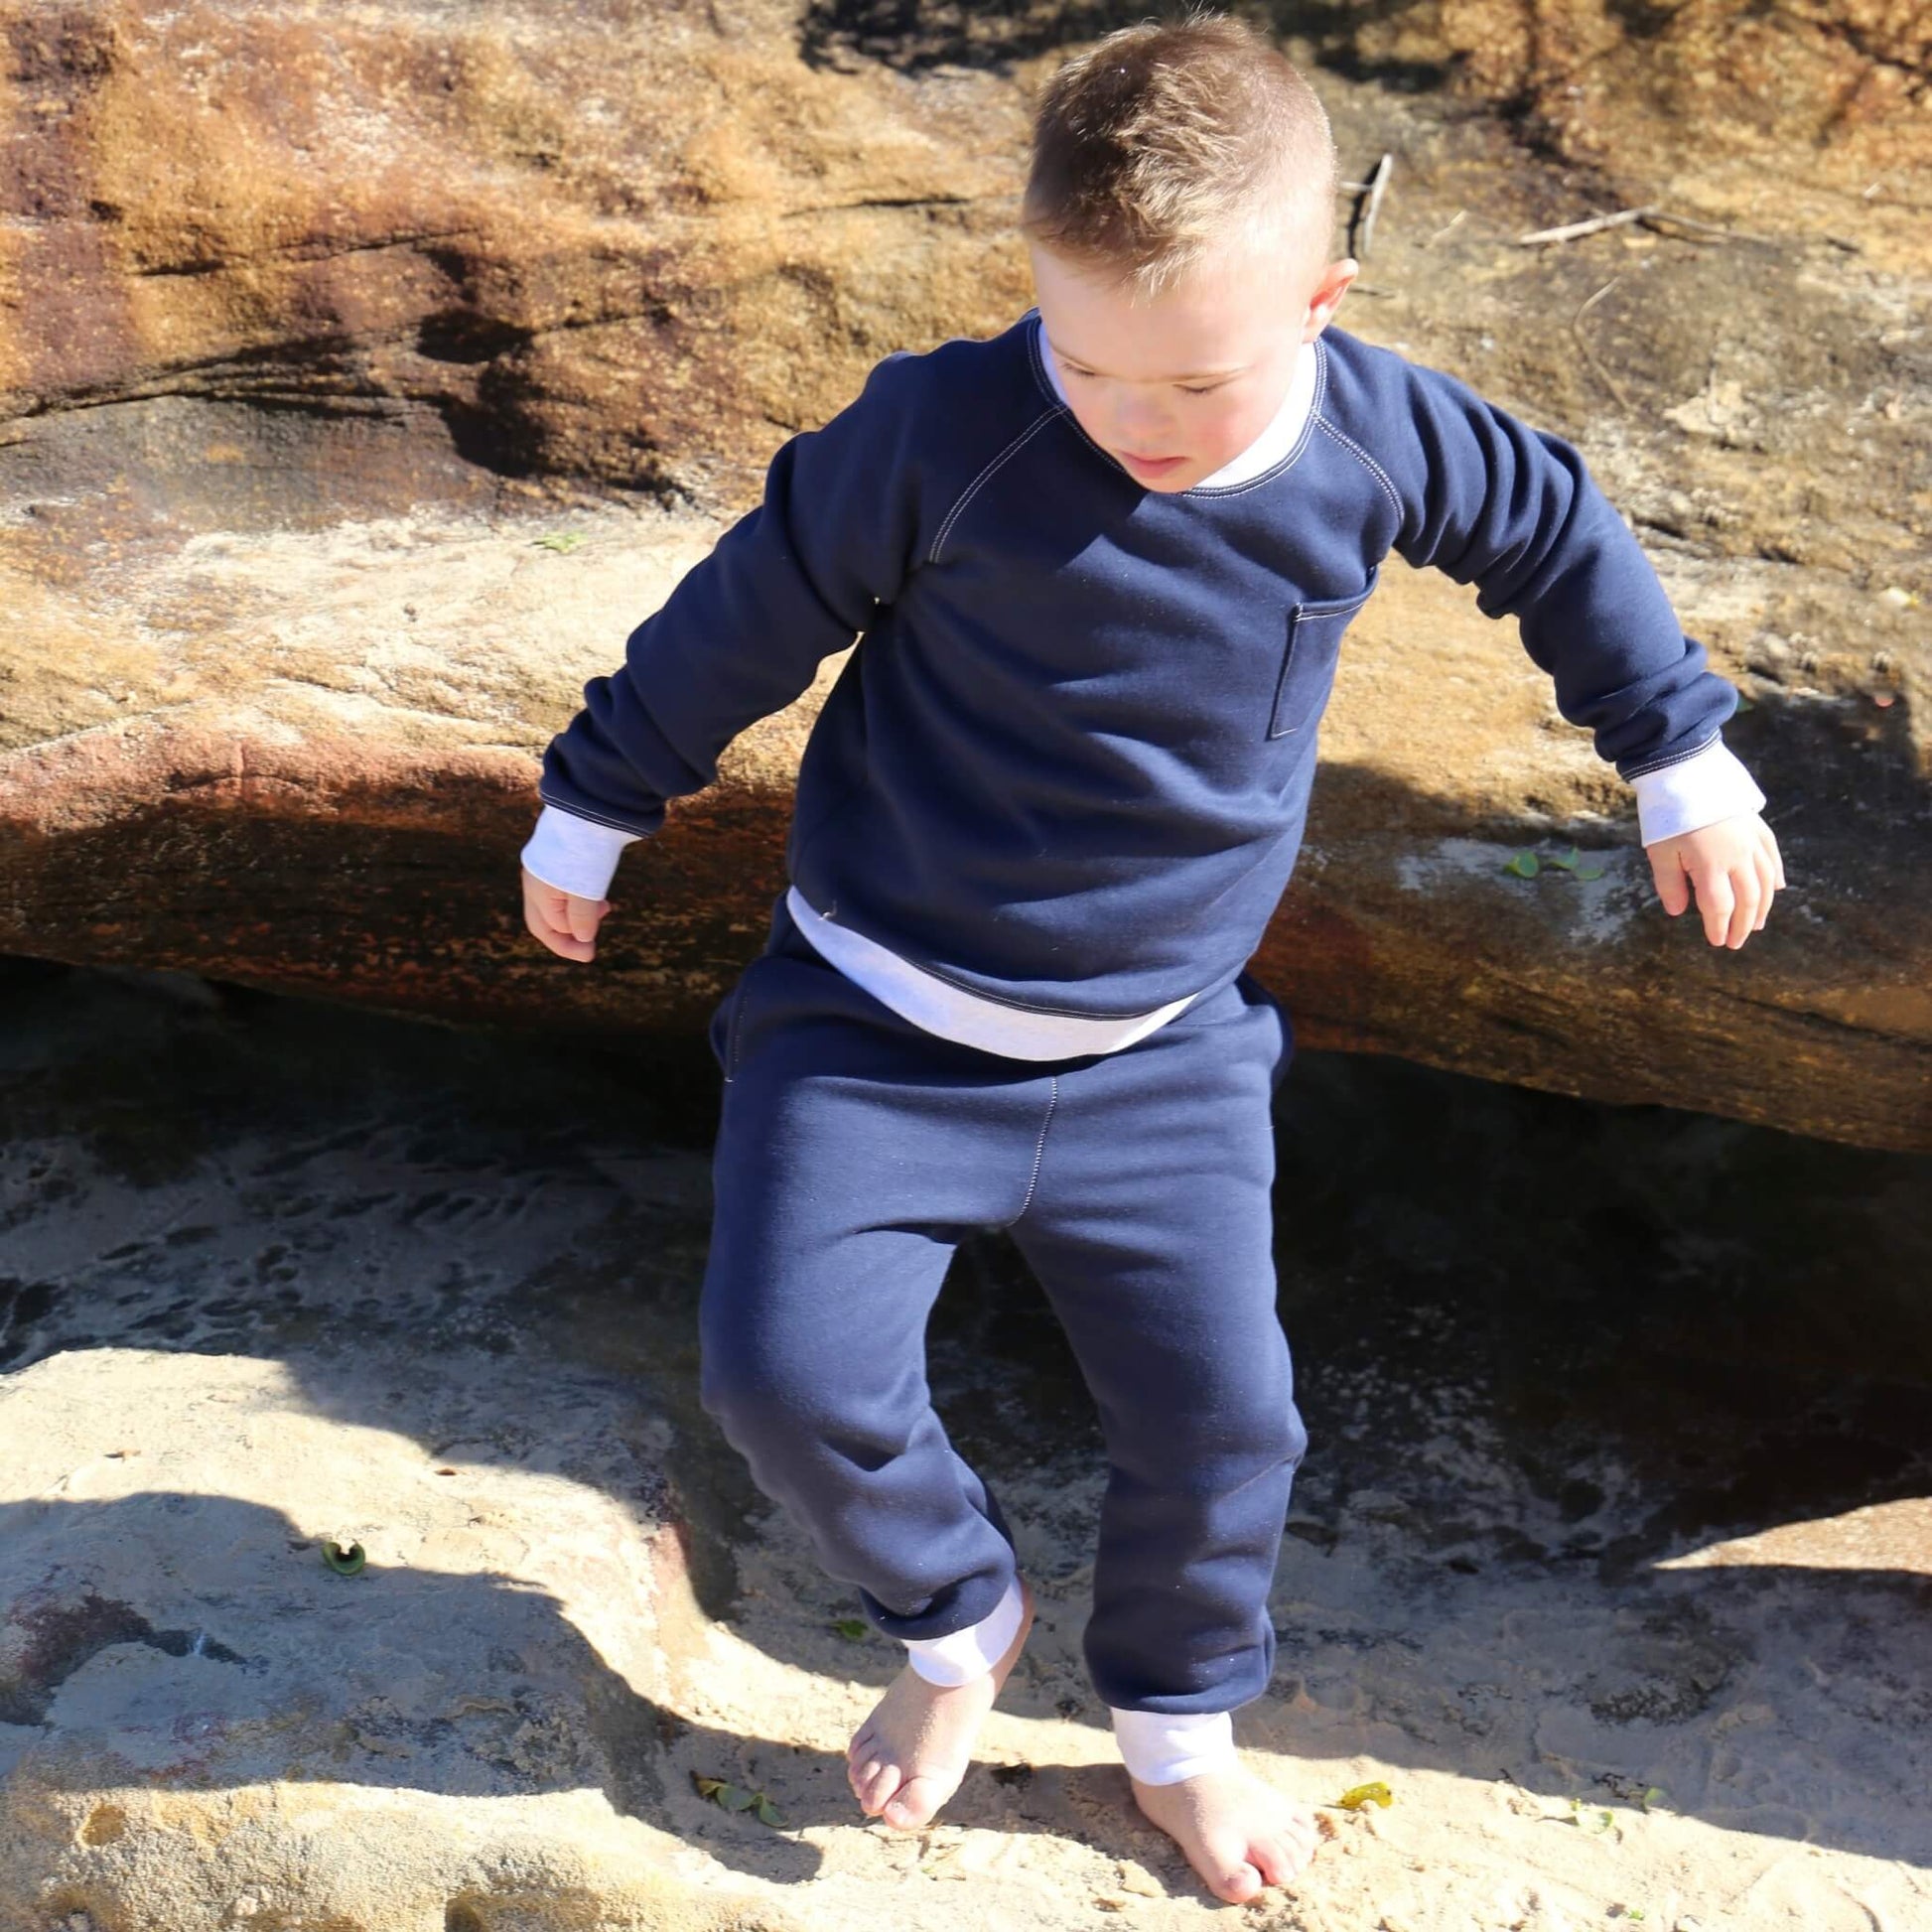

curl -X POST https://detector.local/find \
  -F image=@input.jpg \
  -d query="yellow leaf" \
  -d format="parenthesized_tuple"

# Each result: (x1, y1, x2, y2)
(1335, 1780, 1394, 1810)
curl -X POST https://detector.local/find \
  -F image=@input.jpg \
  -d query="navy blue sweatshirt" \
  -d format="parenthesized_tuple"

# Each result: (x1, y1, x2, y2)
(537, 307, 1739, 1020)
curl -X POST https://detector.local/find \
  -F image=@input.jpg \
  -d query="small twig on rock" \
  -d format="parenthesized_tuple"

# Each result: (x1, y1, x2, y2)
(1638, 208, 1778, 245)
(1350, 152, 1394, 260)
(1571, 277, 1630, 409)
(1518, 206, 1660, 246)
(1575, 278, 1620, 323)
(1640, 208, 1859, 252)
(1520, 205, 1862, 255)
(1422, 207, 1467, 249)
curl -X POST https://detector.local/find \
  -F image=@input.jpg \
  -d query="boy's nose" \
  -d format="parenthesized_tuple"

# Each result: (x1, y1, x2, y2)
(1112, 416, 1177, 455)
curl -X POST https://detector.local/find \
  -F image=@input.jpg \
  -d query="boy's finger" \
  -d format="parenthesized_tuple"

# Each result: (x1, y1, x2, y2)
(1760, 821, 1787, 890)
(1725, 865, 1759, 948)
(524, 880, 569, 931)
(1752, 847, 1777, 930)
(564, 897, 610, 943)
(524, 908, 593, 962)
(1692, 863, 1734, 947)
(1649, 848, 1692, 917)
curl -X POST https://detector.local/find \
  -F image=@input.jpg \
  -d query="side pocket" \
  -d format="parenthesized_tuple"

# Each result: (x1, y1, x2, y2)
(1268, 566, 1379, 741)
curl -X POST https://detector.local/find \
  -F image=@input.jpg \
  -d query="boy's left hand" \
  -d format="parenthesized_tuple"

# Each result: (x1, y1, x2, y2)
(1645, 813, 1785, 949)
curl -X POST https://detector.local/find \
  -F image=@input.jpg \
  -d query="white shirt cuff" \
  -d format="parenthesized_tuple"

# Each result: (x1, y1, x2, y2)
(519, 805, 640, 900)
(1628, 738, 1766, 848)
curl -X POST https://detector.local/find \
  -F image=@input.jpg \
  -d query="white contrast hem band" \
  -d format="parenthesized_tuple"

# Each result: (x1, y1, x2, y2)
(903, 1574, 1027, 1687)
(1110, 1707, 1240, 1786)
(787, 887, 1199, 1060)
(1629, 738, 1766, 848)
(520, 805, 638, 901)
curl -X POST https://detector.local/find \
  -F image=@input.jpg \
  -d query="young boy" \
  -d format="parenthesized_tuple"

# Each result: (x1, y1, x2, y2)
(518, 11, 1783, 1906)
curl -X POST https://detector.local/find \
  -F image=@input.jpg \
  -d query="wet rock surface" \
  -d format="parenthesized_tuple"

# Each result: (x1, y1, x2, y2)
(0, 1, 1928, 1149)
(0, 956, 1927, 1928)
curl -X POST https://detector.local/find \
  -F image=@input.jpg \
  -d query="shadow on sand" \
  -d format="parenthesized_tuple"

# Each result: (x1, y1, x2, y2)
(0, 950, 1928, 1896)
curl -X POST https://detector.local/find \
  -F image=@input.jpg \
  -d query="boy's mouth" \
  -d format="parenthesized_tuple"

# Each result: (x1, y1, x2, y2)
(1119, 452, 1184, 476)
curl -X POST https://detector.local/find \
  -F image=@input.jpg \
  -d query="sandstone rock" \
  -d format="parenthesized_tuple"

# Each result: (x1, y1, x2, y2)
(0, 1, 1927, 1148)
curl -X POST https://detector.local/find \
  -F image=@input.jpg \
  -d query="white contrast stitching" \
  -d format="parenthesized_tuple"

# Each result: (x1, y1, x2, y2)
(535, 787, 658, 837)
(1007, 1076, 1058, 1227)
(1621, 730, 1722, 779)
(1313, 413, 1403, 520)
(723, 979, 750, 1084)
(930, 411, 1064, 565)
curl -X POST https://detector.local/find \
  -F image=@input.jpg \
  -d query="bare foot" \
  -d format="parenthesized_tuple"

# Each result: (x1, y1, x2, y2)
(1131, 1763, 1322, 1905)
(847, 1576, 1035, 1830)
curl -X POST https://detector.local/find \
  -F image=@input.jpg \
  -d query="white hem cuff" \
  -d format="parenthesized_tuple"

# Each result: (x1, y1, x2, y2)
(1629, 738, 1766, 848)
(902, 1574, 1026, 1687)
(1110, 1707, 1239, 1786)
(787, 886, 1197, 1059)
(519, 804, 640, 901)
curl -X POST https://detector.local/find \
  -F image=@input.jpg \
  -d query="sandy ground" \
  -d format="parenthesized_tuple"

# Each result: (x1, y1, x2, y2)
(1, 955, 1928, 1929)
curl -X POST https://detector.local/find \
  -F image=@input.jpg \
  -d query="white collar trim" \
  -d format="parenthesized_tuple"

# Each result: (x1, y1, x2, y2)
(1034, 312, 1318, 489)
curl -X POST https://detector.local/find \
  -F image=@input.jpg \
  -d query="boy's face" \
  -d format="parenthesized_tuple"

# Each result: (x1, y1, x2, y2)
(1028, 236, 1356, 493)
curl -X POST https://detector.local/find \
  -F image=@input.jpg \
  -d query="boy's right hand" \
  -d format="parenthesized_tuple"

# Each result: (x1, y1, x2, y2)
(522, 867, 611, 964)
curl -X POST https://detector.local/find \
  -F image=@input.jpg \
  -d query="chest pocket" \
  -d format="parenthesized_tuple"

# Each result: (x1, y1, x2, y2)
(1268, 566, 1379, 741)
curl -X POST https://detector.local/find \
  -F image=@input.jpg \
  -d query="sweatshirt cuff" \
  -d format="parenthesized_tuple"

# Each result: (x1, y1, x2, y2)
(519, 804, 640, 900)
(1629, 738, 1767, 848)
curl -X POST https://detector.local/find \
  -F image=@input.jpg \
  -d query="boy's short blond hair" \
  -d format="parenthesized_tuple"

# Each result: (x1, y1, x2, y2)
(1020, 7, 1338, 304)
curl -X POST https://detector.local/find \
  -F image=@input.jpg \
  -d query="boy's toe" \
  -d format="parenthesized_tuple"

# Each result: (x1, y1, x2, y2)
(882, 1771, 950, 1829)
(853, 1758, 898, 1814)
(1250, 1833, 1306, 1886)
(1210, 1859, 1264, 1905)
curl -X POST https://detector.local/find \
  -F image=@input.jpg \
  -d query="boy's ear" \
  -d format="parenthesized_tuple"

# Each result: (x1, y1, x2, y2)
(1301, 257, 1359, 342)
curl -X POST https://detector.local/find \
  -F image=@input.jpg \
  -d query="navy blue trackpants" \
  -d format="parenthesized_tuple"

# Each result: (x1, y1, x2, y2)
(698, 895, 1307, 1716)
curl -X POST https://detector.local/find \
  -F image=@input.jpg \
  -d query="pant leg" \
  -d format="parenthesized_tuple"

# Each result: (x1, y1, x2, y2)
(697, 904, 1055, 1643)
(1006, 970, 1305, 1715)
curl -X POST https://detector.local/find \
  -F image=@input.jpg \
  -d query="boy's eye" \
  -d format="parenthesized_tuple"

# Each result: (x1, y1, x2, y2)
(1065, 368, 1224, 397)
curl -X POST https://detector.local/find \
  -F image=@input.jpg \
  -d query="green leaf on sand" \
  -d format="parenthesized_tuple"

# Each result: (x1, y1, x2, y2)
(1568, 1797, 1614, 1833)
(832, 1617, 869, 1641)
(322, 1540, 366, 1577)
(691, 1772, 786, 1828)
(532, 532, 587, 554)
(1503, 852, 1540, 879)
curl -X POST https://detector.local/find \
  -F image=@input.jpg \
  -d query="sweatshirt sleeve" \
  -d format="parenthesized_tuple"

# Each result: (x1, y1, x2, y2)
(1357, 346, 1747, 785)
(536, 348, 929, 840)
